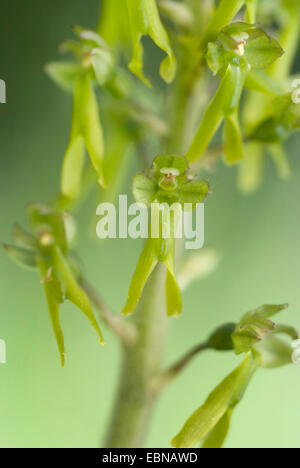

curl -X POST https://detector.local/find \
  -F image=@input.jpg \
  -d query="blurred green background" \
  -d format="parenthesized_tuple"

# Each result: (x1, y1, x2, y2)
(1, 0, 300, 448)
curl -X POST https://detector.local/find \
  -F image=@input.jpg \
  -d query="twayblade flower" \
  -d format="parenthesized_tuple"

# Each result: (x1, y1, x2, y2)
(122, 155, 209, 317)
(171, 303, 298, 448)
(187, 22, 283, 164)
(2, 204, 103, 366)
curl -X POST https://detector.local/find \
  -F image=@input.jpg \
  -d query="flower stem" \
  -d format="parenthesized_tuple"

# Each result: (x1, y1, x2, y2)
(104, 264, 168, 448)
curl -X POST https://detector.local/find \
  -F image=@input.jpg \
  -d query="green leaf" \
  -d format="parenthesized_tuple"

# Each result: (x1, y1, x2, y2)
(38, 258, 65, 366)
(45, 62, 83, 93)
(202, 409, 232, 449)
(51, 245, 104, 344)
(122, 238, 158, 315)
(126, 0, 176, 86)
(171, 351, 261, 448)
(2, 244, 37, 270)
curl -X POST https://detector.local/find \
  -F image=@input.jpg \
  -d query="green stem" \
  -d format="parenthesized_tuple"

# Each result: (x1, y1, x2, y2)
(199, 0, 244, 50)
(104, 264, 168, 448)
(152, 342, 209, 394)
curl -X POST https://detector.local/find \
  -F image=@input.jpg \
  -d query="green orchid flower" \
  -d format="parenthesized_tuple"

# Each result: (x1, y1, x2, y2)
(171, 303, 298, 448)
(239, 90, 300, 192)
(172, 350, 261, 448)
(186, 22, 283, 165)
(2, 204, 103, 366)
(46, 28, 120, 199)
(122, 155, 209, 317)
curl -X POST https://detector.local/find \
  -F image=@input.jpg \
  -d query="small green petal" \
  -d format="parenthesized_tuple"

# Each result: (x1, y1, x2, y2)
(202, 409, 232, 449)
(165, 267, 182, 317)
(126, 0, 176, 85)
(206, 42, 226, 75)
(91, 48, 114, 87)
(61, 136, 85, 199)
(187, 62, 247, 163)
(163, 238, 182, 317)
(61, 73, 105, 199)
(153, 155, 188, 175)
(244, 35, 284, 70)
(232, 304, 289, 354)
(186, 66, 232, 162)
(255, 336, 294, 369)
(223, 112, 244, 164)
(132, 174, 157, 206)
(171, 351, 260, 448)
(12, 223, 38, 250)
(51, 245, 104, 344)
(2, 244, 37, 270)
(122, 238, 158, 315)
(177, 180, 210, 207)
(45, 61, 83, 93)
(79, 73, 106, 187)
(37, 258, 65, 366)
